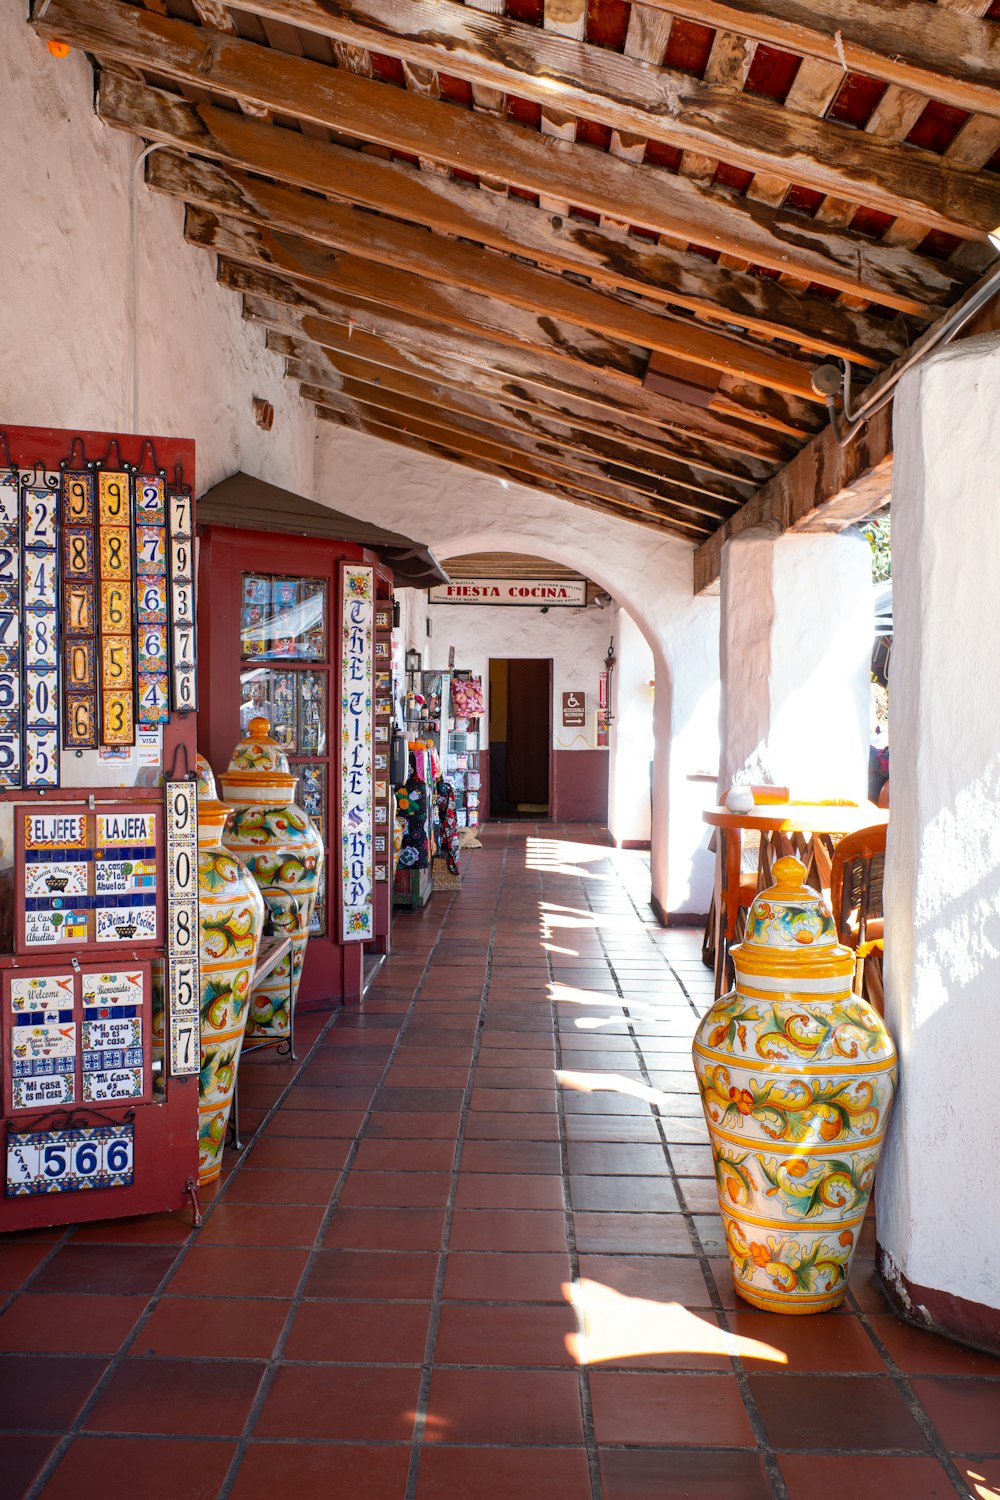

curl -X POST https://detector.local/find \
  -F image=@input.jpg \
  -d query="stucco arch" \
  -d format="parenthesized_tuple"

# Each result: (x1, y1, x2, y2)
(316, 428, 721, 916)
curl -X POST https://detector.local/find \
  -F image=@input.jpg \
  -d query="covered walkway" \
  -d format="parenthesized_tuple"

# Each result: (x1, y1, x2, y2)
(1, 827, 998, 1500)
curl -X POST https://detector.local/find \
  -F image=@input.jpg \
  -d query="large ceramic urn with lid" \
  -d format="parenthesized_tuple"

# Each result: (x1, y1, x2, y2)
(196, 797, 265, 1185)
(693, 856, 897, 1314)
(220, 717, 324, 1047)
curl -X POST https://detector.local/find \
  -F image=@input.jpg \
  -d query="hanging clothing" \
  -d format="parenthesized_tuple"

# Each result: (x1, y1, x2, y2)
(436, 778, 461, 876)
(395, 774, 430, 869)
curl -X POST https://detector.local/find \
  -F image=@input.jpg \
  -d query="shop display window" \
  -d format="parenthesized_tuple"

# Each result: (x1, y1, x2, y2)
(240, 573, 327, 661)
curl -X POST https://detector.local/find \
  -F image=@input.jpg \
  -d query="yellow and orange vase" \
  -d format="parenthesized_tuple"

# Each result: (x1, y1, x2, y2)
(197, 797, 265, 1184)
(693, 856, 897, 1314)
(220, 718, 324, 1048)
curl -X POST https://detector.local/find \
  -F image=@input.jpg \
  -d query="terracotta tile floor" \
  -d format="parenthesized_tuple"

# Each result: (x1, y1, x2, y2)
(1, 823, 999, 1500)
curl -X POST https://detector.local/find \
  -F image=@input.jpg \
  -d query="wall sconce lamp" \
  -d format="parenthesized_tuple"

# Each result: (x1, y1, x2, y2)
(405, 648, 422, 673)
(603, 638, 616, 724)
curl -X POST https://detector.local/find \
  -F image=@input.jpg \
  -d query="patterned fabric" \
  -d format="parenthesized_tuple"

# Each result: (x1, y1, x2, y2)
(395, 774, 430, 869)
(436, 779, 461, 876)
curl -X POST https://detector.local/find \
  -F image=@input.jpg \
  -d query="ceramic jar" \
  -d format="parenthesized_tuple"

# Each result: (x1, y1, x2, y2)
(219, 717, 324, 1047)
(693, 856, 897, 1314)
(196, 754, 218, 799)
(197, 798, 265, 1185)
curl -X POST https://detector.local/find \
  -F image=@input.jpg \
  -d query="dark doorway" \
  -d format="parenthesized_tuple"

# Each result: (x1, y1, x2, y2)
(488, 658, 552, 817)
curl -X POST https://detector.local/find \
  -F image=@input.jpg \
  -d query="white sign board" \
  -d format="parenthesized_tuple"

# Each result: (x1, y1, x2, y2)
(429, 578, 587, 607)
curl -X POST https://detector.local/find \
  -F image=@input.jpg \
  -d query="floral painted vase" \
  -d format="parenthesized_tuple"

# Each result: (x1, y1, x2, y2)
(693, 856, 897, 1314)
(219, 717, 324, 1047)
(196, 754, 218, 799)
(197, 798, 265, 1185)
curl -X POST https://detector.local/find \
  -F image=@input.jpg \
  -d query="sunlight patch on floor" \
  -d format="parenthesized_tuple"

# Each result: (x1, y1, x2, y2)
(563, 1280, 788, 1367)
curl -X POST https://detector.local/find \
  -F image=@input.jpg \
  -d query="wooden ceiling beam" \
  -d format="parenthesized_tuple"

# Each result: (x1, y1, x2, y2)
(221, 0, 1000, 237)
(315, 402, 710, 539)
(241, 292, 794, 464)
(102, 74, 914, 363)
(285, 356, 756, 504)
(204, 242, 822, 441)
(296, 378, 740, 520)
(265, 330, 777, 486)
(62, 15, 971, 313)
(625, 0, 1000, 123)
(150, 152, 821, 398)
(693, 406, 893, 591)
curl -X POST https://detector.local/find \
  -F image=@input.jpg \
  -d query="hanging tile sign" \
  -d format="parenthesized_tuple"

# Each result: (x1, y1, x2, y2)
(164, 776, 200, 1075)
(97, 466, 135, 746)
(135, 471, 170, 726)
(0, 466, 21, 787)
(21, 468, 61, 786)
(60, 464, 98, 750)
(340, 563, 374, 942)
(168, 488, 197, 714)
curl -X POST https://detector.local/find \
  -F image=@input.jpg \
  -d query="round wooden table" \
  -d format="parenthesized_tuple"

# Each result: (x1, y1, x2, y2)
(703, 802, 889, 997)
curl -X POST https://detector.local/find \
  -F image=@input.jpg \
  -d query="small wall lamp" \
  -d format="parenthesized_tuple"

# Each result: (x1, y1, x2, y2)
(603, 638, 616, 724)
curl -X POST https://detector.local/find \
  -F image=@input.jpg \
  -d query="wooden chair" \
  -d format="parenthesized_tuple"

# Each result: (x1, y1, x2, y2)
(830, 824, 887, 1012)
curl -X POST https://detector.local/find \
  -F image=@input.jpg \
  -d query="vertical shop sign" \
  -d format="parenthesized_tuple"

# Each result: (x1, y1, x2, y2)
(0, 466, 22, 786)
(97, 467, 135, 745)
(165, 778, 200, 1074)
(60, 465, 98, 749)
(340, 564, 374, 941)
(168, 489, 197, 713)
(21, 469, 61, 785)
(135, 473, 170, 725)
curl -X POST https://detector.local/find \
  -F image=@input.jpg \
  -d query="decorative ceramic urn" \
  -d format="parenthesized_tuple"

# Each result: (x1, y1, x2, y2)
(693, 856, 897, 1314)
(196, 754, 218, 799)
(197, 798, 265, 1185)
(219, 717, 324, 1047)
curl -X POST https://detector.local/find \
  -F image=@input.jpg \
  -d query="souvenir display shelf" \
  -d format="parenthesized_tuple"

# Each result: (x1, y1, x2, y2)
(394, 669, 449, 911)
(197, 526, 393, 1006)
(0, 424, 199, 1233)
(447, 669, 482, 834)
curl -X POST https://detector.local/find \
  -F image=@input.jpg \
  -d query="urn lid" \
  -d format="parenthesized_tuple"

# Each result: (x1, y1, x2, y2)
(197, 797, 232, 845)
(733, 856, 854, 980)
(196, 754, 218, 800)
(227, 717, 292, 775)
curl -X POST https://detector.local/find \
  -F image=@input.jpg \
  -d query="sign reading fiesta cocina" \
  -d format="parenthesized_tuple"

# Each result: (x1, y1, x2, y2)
(429, 578, 587, 607)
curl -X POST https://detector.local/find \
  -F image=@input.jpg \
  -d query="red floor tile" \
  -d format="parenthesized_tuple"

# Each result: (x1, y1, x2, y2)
(573, 1212, 692, 1255)
(590, 1371, 755, 1446)
(567, 1144, 670, 1176)
(0, 1294, 146, 1354)
(454, 1174, 565, 1210)
(284, 1300, 430, 1363)
(306, 1249, 440, 1300)
(229, 1442, 410, 1500)
(222, 1167, 342, 1204)
(30, 1245, 178, 1296)
(449, 1209, 568, 1253)
(168, 1246, 309, 1299)
(600, 1448, 773, 1499)
(416, 1445, 592, 1499)
(374, 1087, 466, 1113)
(246, 1136, 357, 1168)
(267, 1108, 370, 1137)
(39, 1436, 235, 1500)
(470, 1088, 559, 1112)
(443, 1252, 573, 1304)
(869, 1315, 1000, 1375)
(323, 1207, 445, 1251)
(435, 1302, 577, 1367)
(131, 1296, 290, 1359)
(0, 1355, 106, 1432)
(0, 1243, 59, 1292)
(570, 1177, 680, 1212)
(197, 1203, 325, 1246)
(341, 1172, 452, 1208)
(0, 1435, 56, 1500)
(424, 1368, 584, 1443)
(577, 1254, 714, 1306)
(778, 1453, 958, 1500)
(728, 1312, 889, 1373)
(750, 1374, 930, 1451)
(84, 1358, 264, 1436)
(464, 1112, 562, 1141)
(912, 1376, 1000, 1453)
(256, 1365, 419, 1441)
(70, 1213, 193, 1245)
(366, 1113, 462, 1140)
(461, 1141, 563, 1174)
(353, 1140, 457, 1173)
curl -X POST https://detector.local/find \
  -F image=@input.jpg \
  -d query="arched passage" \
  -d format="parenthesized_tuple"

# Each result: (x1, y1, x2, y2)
(316, 428, 721, 917)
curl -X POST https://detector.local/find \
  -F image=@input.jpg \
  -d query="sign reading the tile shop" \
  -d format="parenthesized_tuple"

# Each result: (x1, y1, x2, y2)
(429, 578, 587, 607)
(340, 564, 374, 942)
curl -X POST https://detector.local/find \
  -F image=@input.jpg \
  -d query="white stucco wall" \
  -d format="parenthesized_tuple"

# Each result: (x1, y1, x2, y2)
(314, 427, 720, 915)
(1, 15, 315, 493)
(878, 331, 1000, 1321)
(425, 596, 611, 751)
(720, 526, 872, 802)
(608, 607, 655, 846)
